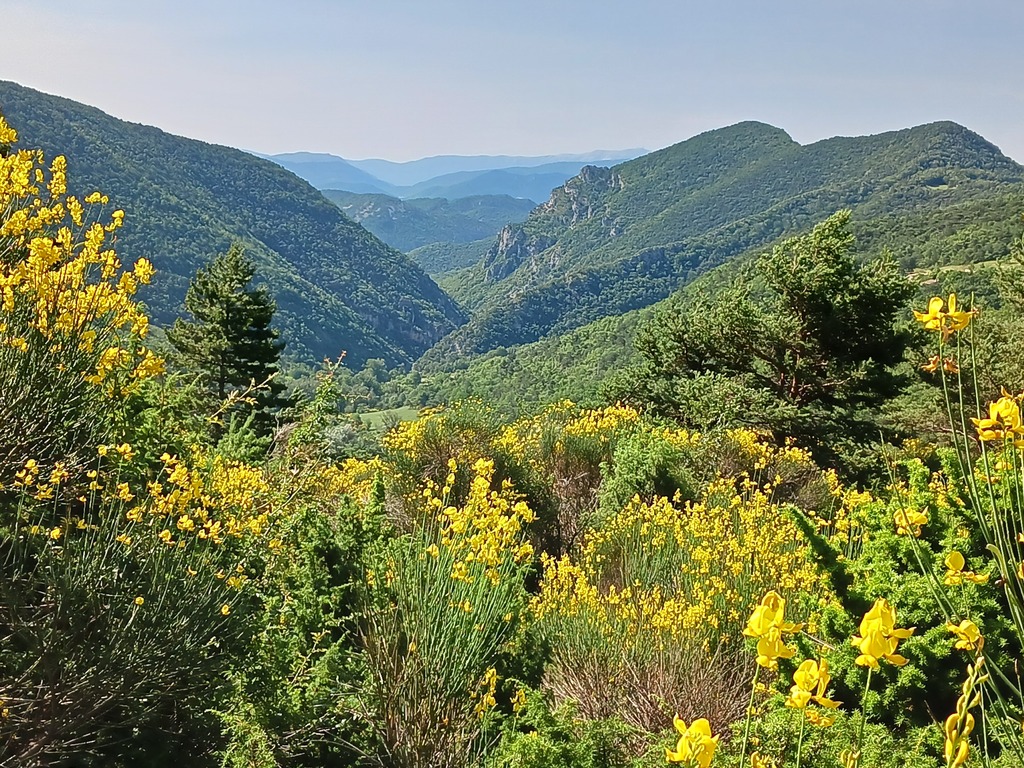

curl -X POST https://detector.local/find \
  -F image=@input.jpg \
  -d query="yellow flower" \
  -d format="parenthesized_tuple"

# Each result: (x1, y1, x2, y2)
(511, 688, 528, 713)
(785, 658, 842, 710)
(944, 552, 989, 586)
(805, 710, 836, 727)
(134, 596, 145, 606)
(971, 394, 1024, 443)
(851, 598, 914, 669)
(221, 604, 231, 616)
(914, 294, 972, 338)
(743, 591, 801, 669)
(947, 620, 984, 651)
(893, 508, 928, 537)
(665, 716, 719, 767)
(49, 527, 62, 540)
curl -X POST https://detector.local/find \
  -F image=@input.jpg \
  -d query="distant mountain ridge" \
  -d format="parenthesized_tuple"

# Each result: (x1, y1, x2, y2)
(347, 150, 649, 186)
(421, 119, 1024, 365)
(263, 150, 646, 201)
(0, 81, 466, 366)
(322, 191, 535, 253)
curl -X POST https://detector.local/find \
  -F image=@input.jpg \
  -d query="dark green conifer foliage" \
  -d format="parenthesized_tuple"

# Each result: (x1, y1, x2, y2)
(612, 211, 914, 474)
(167, 243, 287, 438)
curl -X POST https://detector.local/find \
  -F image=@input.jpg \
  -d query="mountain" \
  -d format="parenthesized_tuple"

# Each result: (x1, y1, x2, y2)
(264, 151, 645, 201)
(401, 165, 583, 202)
(387, 185, 1024, 414)
(421, 120, 1024, 365)
(321, 192, 535, 253)
(0, 81, 466, 366)
(348, 151, 647, 187)
(258, 151, 395, 195)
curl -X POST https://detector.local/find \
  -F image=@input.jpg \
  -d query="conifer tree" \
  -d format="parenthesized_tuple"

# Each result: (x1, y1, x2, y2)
(167, 243, 287, 438)
(609, 210, 913, 476)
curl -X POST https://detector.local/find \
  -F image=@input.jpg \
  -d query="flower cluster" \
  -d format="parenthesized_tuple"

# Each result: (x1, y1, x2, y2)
(943, 552, 989, 586)
(426, 458, 535, 586)
(743, 591, 801, 670)
(971, 392, 1024, 445)
(0, 111, 163, 397)
(784, 659, 841, 723)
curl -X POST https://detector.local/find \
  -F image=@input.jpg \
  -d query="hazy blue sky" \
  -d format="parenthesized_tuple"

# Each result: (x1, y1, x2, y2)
(2, 0, 1022, 161)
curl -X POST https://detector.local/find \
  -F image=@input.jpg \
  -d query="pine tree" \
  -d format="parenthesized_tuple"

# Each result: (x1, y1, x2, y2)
(167, 243, 287, 438)
(609, 211, 914, 476)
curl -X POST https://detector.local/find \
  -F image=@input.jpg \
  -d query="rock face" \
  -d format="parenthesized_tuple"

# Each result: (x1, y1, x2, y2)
(482, 225, 556, 282)
(481, 166, 624, 282)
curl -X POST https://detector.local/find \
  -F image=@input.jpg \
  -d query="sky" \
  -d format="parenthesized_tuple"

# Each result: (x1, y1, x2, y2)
(2, 0, 1023, 162)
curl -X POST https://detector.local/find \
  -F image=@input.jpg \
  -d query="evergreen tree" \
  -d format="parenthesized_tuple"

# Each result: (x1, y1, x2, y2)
(609, 211, 914, 476)
(167, 243, 287, 438)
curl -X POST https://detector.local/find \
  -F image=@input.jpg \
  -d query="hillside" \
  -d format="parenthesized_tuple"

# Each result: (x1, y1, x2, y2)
(407, 239, 494, 279)
(394, 186, 1024, 412)
(322, 191, 534, 252)
(0, 81, 466, 366)
(423, 120, 1024, 363)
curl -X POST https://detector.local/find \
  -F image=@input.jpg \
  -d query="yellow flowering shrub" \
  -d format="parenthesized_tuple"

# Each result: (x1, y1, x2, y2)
(0, 109, 162, 482)
(361, 457, 535, 768)
(532, 428, 839, 736)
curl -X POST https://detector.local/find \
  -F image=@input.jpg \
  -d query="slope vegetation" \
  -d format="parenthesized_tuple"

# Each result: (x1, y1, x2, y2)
(426, 121, 1023, 363)
(0, 81, 465, 366)
(322, 191, 534, 252)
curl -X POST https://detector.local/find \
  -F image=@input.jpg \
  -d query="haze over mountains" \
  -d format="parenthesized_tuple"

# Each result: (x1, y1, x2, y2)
(263, 150, 646, 201)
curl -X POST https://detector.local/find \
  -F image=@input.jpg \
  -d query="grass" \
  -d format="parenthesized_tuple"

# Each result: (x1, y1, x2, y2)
(358, 406, 421, 430)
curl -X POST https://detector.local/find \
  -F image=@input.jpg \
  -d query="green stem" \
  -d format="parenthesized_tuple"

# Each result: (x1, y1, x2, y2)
(853, 668, 873, 766)
(737, 663, 761, 768)
(795, 708, 807, 768)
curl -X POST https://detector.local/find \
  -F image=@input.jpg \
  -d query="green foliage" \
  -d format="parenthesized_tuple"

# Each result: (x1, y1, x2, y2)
(218, 497, 379, 766)
(0, 80, 465, 366)
(597, 428, 696, 518)
(613, 211, 914, 475)
(728, 706, 949, 768)
(487, 692, 643, 768)
(167, 243, 288, 438)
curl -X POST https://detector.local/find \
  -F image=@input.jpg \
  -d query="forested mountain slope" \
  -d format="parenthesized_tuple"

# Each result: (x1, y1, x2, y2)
(426, 120, 1023, 363)
(0, 81, 466, 366)
(400, 187, 1024, 411)
(322, 191, 535, 252)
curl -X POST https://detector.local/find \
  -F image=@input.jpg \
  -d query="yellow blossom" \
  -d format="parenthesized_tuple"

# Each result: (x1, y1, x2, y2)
(972, 394, 1024, 444)
(914, 294, 972, 338)
(665, 716, 719, 767)
(850, 598, 914, 669)
(946, 620, 984, 651)
(784, 658, 841, 711)
(944, 552, 989, 586)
